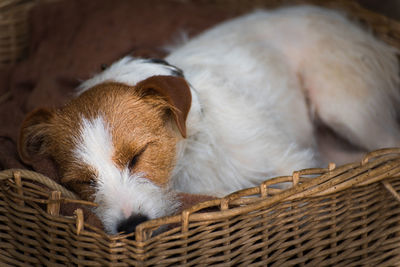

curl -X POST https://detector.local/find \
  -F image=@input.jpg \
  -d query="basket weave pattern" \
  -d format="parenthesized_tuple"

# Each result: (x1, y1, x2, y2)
(0, 0, 36, 66)
(0, 149, 400, 266)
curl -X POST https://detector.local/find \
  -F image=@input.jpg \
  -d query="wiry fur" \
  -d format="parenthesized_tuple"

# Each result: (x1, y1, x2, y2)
(167, 7, 400, 194)
(78, 57, 182, 94)
(75, 117, 179, 234)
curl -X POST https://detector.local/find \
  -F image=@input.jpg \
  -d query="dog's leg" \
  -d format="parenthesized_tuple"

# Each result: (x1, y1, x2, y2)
(302, 49, 400, 151)
(295, 16, 400, 151)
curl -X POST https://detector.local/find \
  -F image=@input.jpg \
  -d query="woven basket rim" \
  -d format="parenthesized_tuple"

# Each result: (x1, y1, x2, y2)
(137, 148, 400, 240)
(2, 147, 400, 242)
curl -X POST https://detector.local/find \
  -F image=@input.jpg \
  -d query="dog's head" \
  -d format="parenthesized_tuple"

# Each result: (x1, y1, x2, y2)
(18, 58, 192, 234)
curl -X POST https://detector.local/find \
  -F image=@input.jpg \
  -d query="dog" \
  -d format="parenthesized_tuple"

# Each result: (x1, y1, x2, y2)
(18, 5, 400, 235)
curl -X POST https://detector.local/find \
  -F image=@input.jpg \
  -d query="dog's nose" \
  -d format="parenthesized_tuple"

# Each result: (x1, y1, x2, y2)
(117, 214, 149, 237)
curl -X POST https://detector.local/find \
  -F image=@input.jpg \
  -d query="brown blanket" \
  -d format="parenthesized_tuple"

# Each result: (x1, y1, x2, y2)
(0, 0, 243, 173)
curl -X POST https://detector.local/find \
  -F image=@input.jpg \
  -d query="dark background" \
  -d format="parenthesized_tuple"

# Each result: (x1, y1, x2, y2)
(358, 0, 400, 20)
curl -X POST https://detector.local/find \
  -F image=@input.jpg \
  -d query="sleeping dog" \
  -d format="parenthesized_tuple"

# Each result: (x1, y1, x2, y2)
(18, 6, 400, 235)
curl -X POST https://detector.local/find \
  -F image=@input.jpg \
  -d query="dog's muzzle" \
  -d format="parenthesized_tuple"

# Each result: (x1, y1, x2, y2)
(117, 214, 149, 239)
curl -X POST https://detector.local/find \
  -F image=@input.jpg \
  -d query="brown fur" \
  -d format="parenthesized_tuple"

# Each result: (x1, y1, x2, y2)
(18, 76, 192, 201)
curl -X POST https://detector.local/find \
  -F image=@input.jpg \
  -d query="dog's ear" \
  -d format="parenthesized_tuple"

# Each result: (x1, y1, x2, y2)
(136, 75, 192, 138)
(18, 108, 55, 164)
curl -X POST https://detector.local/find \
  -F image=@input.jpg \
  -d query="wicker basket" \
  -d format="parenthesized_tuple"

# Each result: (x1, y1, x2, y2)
(1, 0, 400, 266)
(0, 0, 37, 66)
(1, 149, 400, 266)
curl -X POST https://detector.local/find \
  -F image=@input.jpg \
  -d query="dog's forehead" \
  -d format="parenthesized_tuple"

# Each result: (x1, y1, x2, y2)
(63, 82, 162, 124)
(73, 116, 113, 170)
(56, 83, 173, 161)
(78, 56, 183, 94)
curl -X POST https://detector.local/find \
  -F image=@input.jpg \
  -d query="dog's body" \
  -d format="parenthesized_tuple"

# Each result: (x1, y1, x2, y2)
(19, 6, 400, 234)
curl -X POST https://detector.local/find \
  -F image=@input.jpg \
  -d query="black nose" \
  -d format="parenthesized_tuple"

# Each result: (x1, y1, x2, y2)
(117, 214, 149, 237)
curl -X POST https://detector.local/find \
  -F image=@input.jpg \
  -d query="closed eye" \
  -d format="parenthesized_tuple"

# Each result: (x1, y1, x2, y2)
(77, 179, 94, 185)
(128, 146, 147, 169)
(74, 176, 96, 186)
(128, 153, 140, 169)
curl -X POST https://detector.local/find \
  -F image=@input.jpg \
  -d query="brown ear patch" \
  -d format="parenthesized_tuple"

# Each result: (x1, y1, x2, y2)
(18, 108, 54, 165)
(136, 75, 192, 138)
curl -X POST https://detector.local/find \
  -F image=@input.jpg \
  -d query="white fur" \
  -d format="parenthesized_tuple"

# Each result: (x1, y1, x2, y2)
(74, 116, 179, 234)
(78, 57, 179, 94)
(77, 5, 400, 227)
(166, 6, 400, 194)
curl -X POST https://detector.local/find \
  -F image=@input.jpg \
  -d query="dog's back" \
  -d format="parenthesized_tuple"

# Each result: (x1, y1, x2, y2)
(167, 5, 400, 195)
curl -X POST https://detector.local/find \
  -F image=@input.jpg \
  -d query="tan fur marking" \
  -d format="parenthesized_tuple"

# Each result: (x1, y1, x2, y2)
(19, 81, 184, 200)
